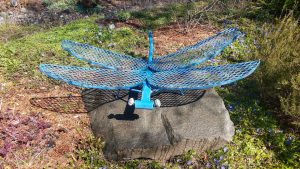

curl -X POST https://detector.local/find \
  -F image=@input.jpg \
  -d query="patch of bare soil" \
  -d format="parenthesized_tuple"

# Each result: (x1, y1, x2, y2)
(0, 23, 218, 168)
(0, 81, 91, 168)
(99, 18, 218, 56)
(0, 0, 44, 13)
(0, 0, 85, 26)
(99, 0, 192, 13)
(153, 24, 218, 56)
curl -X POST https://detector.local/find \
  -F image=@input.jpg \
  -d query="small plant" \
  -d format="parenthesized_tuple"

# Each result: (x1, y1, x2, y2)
(117, 11, 131, 21)
(42, 0, 77, 12)
(74, 136, 107, 168)
(91, 26, 147, 57)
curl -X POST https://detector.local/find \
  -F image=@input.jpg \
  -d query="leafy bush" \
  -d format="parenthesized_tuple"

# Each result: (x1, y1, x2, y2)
(257, 14, 299, 126)
(74, 136, 107, 168)
(225, 13, 300, 127)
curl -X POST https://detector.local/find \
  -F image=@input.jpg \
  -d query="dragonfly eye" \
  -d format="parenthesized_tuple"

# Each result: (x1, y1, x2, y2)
(128, 98, 135, 106)
(154, 99, 161, 107)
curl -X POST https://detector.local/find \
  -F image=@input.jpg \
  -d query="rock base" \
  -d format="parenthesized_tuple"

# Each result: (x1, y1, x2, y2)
(86, 89, 234, 161)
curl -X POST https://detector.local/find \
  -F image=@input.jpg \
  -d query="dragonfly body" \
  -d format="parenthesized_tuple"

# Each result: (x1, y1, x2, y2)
(131, 31, 156, 109)
(40, 28, 260, 110)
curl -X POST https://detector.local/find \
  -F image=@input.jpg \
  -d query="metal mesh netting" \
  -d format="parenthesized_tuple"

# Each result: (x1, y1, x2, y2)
(149, 28, 243, 71)
(148, 60, 260, 90)
(61, 40, 148, 71)
(40, 64, 147, 90)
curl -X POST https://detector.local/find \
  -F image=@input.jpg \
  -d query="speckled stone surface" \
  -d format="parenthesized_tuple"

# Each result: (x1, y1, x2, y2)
(87, 89, 234, 161)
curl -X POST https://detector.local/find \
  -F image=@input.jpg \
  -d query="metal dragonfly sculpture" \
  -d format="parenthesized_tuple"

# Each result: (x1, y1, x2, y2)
(40, 28, 260, 110)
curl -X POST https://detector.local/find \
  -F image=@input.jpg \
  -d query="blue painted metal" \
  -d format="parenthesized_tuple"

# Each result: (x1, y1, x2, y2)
(39, 64, 147, 90)
(135, 31, 154, 109)
(135, 70, 154, 109)
(149, 28, 243, 72)
(39, 28, 260, 110)
(148, 31, 153, 63)
(61, 40, 148, 71)
(148, 60, 260, 90)
(130, 88, 142, 93)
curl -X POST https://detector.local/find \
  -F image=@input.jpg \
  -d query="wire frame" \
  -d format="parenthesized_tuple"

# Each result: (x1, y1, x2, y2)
(148, 60, 260, 90)
(149, 28, 243, 71)
(40, 64, 147, 90)
(61, 40, 148, 71)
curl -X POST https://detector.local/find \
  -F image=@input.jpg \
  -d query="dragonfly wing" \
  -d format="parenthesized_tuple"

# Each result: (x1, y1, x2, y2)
(61, 40, 147, 71)
(150, 28, 243, 71)
(40, 64, 147, 90)
(148, 60, 260, 90)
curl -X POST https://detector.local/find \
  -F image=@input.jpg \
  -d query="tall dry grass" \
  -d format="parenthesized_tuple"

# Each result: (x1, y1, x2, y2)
(250, 12, 300, 126)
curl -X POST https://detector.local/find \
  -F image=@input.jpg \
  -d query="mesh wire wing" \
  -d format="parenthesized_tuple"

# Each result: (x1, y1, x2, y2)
(40, 64, 147, 90)
(149, 28, 243, 71)
(61, 40, 148, 70)
(39, 28, 260, 110)
(148, 60, 260, 90)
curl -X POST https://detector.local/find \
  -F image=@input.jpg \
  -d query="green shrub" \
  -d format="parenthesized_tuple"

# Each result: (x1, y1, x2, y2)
(221, 12, 299, 127)
(242, 13, 300, 127)
(256, 13, 299, 125)
(74, 136, 107, 168)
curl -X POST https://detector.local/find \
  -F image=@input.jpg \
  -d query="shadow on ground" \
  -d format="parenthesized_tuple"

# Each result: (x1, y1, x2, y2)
(30, 89, 206, 114)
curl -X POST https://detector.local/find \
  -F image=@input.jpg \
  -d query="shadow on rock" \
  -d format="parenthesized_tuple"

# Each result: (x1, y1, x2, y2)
(107, 90, 139, 121)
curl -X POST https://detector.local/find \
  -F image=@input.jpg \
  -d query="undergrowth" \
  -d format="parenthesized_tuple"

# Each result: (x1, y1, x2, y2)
(212, 81, 300, 168)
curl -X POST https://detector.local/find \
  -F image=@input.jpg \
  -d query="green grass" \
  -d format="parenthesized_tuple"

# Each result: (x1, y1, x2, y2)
(0, 16, 148, 84)
(0, 24, 44, 42)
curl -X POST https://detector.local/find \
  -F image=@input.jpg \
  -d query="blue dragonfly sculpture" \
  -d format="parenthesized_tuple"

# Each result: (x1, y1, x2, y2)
(40, 28, 260, 110)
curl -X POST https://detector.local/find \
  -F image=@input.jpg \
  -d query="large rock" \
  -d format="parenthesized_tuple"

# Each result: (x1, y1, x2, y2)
(86, 89, 234, 161)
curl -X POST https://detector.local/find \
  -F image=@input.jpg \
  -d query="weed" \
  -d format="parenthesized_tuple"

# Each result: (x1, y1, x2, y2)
(73, 136, 107, 168)
(116, 11, 131, 22)
(42, 0, 77, 12)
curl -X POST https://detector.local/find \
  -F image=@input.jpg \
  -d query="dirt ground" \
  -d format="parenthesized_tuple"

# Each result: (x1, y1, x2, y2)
(0, 0, 44, 12)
